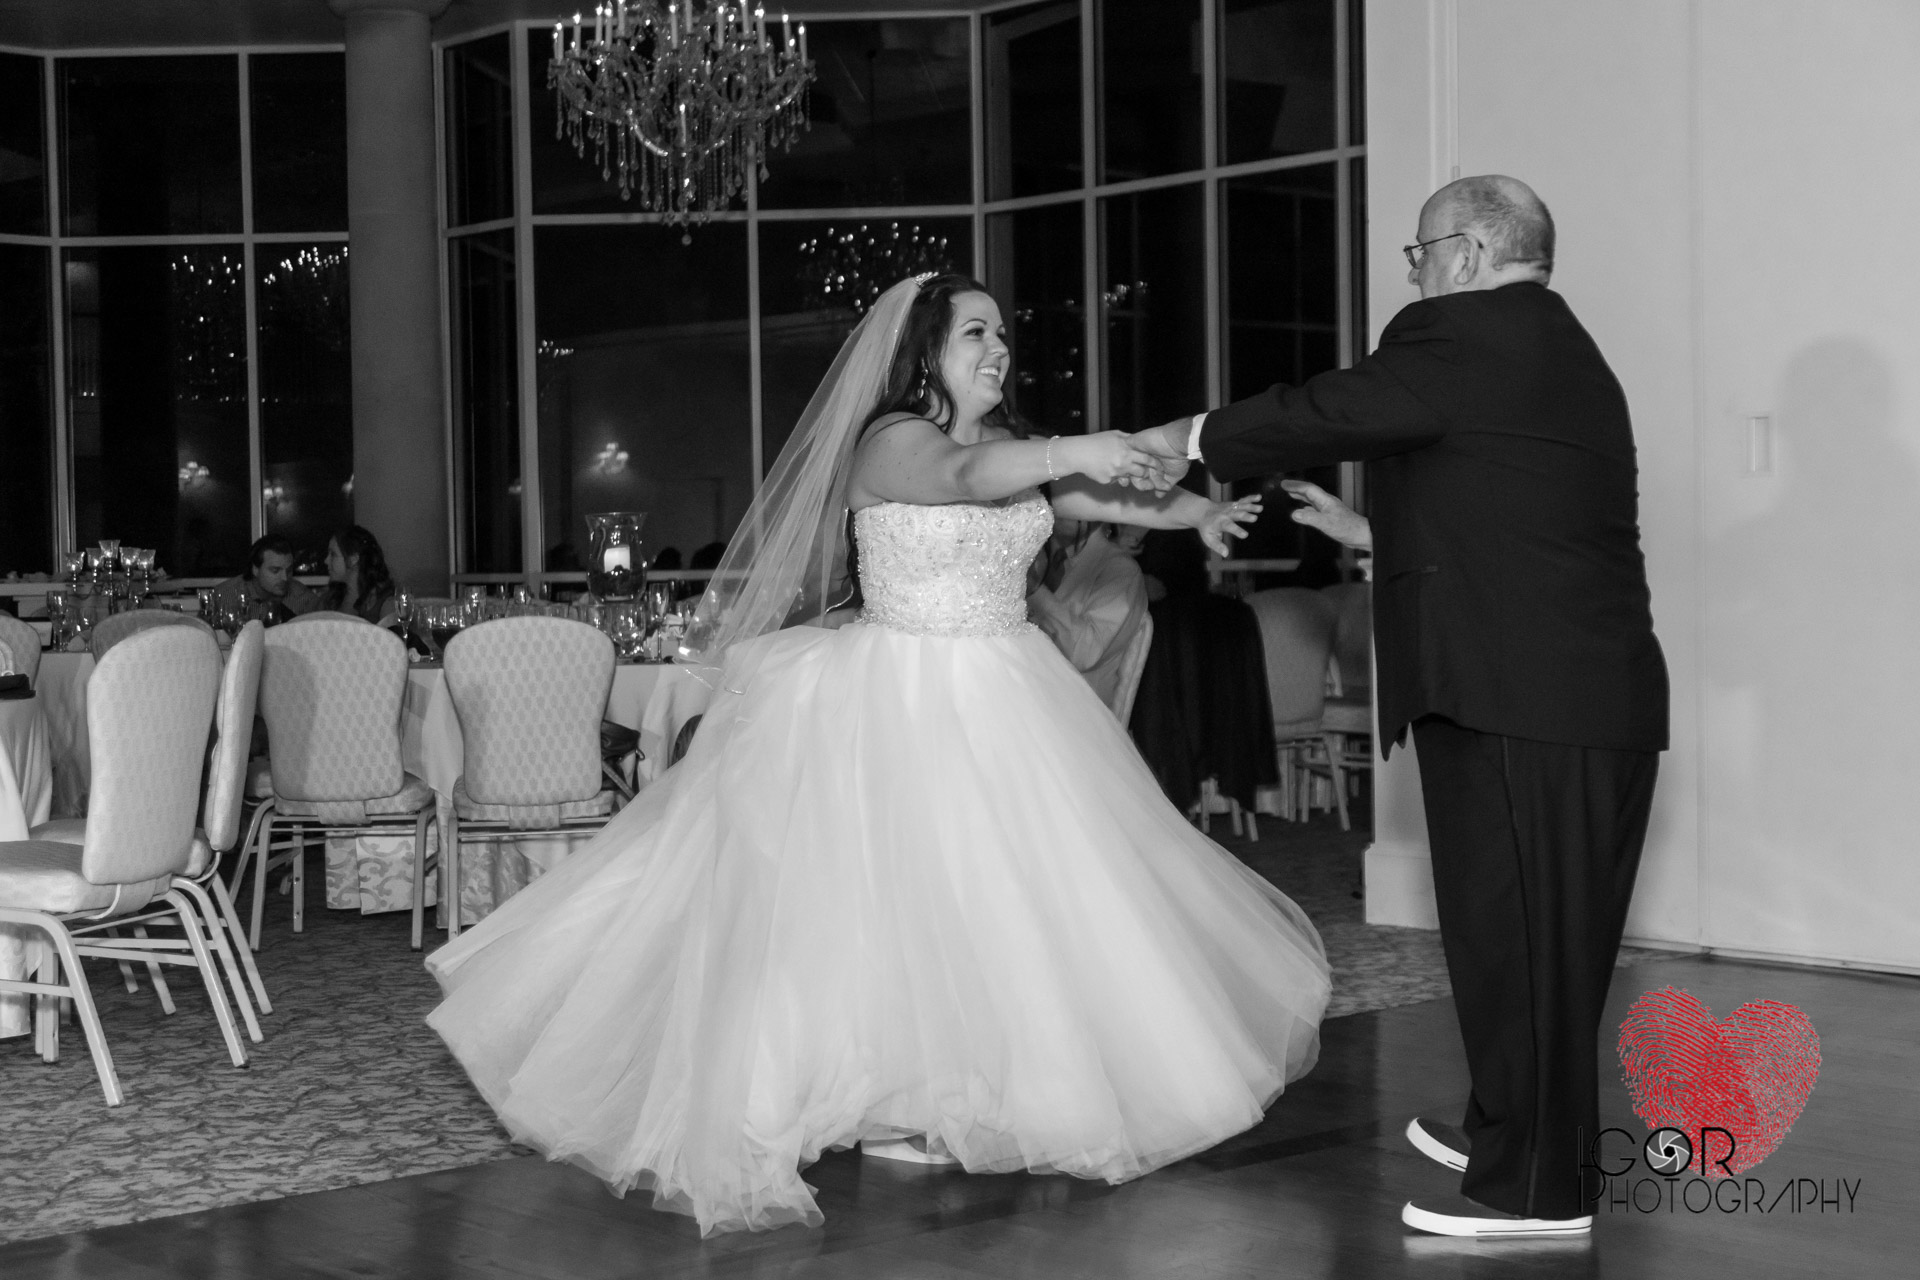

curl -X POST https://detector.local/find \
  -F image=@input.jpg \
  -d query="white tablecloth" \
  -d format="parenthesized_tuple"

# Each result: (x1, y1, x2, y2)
(1, 693, 55, 1037)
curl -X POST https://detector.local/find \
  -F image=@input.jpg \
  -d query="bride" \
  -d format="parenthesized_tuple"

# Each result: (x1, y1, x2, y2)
(426, 273, 1331, 1236)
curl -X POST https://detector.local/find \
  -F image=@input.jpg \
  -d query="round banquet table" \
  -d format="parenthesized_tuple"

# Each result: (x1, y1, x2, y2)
(0, 692, 55, 1038)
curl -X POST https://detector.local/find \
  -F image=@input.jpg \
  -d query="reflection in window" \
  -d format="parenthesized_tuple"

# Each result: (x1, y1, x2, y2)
(987, 203, 1084, 434)
(0, 53, 46, 235)
(526, 38, 642, 217)
(60, 56, 242, 237)
(756, 19, 971, 210)
(445, 34, 515, 227)
(1099, 0, 1203, 182)
(0, 245, 52, 575)
(1222, 162, 1342, 567)
(66, 246, 251, 576)
(250, 53, 348, 233)
(1101, 184, 1206, 434)
(535, 225, 752, 575)
(450, 231, 520, 574)
(1220, 0, 1337, 164)
(984, 2, 1082, 201)
(259, 245, 353, 556)
(758, 218, 970, 470)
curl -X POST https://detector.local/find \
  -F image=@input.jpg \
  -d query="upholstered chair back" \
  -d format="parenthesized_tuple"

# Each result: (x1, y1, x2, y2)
(258, 617, 407, 804)
(203, 621, 265, 853)
(1245, 588, 1338, 741)
(1321, 581, 1372, 697)
(0, 612, 40, 682)
(90, 609, 216, 662)
(1112, 615, 1154, 727)
(444, 617, 614, 807)
(281, 610, 364, 624)
(82, 625, 221, 885)
(0, 639, 13, 677)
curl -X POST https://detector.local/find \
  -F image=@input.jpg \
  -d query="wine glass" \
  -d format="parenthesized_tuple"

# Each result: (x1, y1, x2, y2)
(394, 590, 415, 629)
(429, 603, 463, 656)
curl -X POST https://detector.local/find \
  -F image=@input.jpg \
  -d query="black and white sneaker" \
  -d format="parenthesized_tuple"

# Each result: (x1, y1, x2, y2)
(1405, 1116, 1469, 1172)
(1402, 1195, 1592, 1237)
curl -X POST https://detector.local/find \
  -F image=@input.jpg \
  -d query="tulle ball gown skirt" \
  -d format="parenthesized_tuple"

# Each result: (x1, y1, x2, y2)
(426, 621, 1332, 1236)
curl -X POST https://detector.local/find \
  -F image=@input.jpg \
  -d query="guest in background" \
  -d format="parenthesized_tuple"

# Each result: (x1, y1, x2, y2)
(1027, 520, 1149, 715)
(210, 534, 322, 624)
(1127, 528, 1279, 816)
(324, 525, 398, 625)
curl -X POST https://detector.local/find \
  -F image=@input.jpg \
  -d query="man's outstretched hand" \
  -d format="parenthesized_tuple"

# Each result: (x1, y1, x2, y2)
(1281, 479, 1372, 550)
(1127, 420, 1194, 488)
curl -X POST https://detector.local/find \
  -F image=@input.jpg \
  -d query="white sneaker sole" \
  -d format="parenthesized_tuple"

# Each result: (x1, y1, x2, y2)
(1402, 1201, 1592, 1237)
(860, 1137, 960, 1166)
(1405, 1118, 1469, 1172)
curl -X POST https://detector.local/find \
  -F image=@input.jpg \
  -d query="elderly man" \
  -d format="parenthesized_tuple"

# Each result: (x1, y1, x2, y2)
(209, 534, 321, 624)
(1134, 176, 1668, 1238)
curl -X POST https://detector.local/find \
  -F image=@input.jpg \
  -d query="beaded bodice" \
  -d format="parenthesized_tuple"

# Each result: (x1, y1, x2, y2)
(853, 489, 1053, 638)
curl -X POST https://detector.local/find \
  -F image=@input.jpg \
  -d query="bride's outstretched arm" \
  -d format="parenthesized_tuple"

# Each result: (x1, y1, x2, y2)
(848, 418, 1170, 508)
(1049, 476, 1263, 557)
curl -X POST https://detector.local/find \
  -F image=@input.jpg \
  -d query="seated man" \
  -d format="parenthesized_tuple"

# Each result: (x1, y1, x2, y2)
(1027, 519, 1150, 715)
(210, 534, 322, 625)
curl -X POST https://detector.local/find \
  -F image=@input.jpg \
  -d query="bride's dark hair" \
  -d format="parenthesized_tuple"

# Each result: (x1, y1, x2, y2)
(860, 273, 1030, 440)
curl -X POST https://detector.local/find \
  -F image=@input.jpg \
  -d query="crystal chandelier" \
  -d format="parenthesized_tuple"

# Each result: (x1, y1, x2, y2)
(549, 2, 815, 225)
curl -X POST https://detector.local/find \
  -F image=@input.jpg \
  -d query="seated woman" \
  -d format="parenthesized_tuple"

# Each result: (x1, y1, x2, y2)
(1026, 519, 1150, 715)
(324, 525, 398, 625)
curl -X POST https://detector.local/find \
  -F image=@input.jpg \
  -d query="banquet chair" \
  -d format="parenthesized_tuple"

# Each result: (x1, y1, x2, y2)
(0, 612, 40, 682)
(1319, 582, 1375, 814)
(1111, 615, 1154, 728)
(0, 639, 13, 677)
(0, 625, 244, 1104)
(89, 609, 215, 661)
(1245, 587, 1353, 829)
(29, 622, 273, 1046)
(230, 617, 439, 949)
(441, 617, 618, 939)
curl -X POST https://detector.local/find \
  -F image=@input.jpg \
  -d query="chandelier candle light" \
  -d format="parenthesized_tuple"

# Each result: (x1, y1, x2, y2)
(550, 2, 815, 225)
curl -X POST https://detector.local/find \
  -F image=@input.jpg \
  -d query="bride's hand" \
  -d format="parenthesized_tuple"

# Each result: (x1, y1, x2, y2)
(1058, 431, 1171, 491)
(1194, 495, 1263, 557)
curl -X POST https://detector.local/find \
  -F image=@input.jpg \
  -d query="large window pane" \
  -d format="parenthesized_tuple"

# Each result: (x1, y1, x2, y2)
(1100, 184, 1205, 434)
(0, 245, 52, 576)
(757, 19, 972, 210)
(445, 34, 515, 227)
(0, 53, 46, 236)
(1221, 163, 1342, 568)
(449, 230, 520, 574)
(986, 202, 1084, 435)
(66, 247, 250, 577)
(526, 37, 637, 217)
(250, 53, 348, 233)
(1220, 0, 1337, 164)
(258, 244, 353, 556)
(535, 225, 751, 574)
(60, 56, 241, 237)
(984, 1, 1081, 201)
(758, 217, 970, 471)
(1099, 0, 1203, 182)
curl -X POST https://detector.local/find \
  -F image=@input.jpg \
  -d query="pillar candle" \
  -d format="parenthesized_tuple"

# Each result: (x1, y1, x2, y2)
(573, 12, 582, 52)
(603, 545, 632, 572)
(798, 22, 807, 63)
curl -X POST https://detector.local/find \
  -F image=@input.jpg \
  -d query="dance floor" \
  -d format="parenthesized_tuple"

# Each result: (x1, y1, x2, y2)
(4, 948, 1913, 1278)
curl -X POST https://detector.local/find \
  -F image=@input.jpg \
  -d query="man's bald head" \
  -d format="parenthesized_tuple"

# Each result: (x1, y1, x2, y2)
(1425, 175, 1554, 274)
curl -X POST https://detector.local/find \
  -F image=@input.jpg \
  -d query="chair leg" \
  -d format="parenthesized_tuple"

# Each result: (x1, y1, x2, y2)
(108, 928, 140, 994)
(227, 800, 273, 921)
(36, 920, 122, 1105)
(176, 878, 262, 1044)
(165, 890, 247, 1068)
(412, 808, 439, 951)
(130, 925, 176, 1015)
(34, 947, 60, 1062)
(1321, 732, 1352, 832)
(1244, 806, 1259, 842)
(208, 875, 272, 1015)
(249, 809, 275, 950)
(442, 809, 460, 942)
(291, 823, 306, 934)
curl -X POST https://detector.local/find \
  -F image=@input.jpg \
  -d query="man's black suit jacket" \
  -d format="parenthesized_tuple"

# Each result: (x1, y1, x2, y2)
(1202, 281, 1668, 756)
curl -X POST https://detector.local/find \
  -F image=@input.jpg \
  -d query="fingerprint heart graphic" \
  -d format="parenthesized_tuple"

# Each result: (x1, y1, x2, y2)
(1617, 987, 1820, 1176)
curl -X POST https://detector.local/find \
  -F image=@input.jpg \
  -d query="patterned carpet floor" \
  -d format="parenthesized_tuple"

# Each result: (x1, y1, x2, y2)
(0, 810, 1665, 1245)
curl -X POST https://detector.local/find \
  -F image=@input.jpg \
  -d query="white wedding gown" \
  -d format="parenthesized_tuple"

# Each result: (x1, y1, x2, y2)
(426, 489, 1331, 1235)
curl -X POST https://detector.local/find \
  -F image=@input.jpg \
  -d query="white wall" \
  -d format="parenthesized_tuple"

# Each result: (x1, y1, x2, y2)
(1361, 0, 1920, 971)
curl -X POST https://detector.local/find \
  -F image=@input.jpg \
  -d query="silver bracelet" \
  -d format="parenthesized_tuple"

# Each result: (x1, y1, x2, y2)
(1045, 439, 1057, 481)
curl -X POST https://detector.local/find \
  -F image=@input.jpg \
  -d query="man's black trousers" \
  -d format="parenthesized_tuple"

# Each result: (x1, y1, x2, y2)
(1412, 716, 1659, 1220)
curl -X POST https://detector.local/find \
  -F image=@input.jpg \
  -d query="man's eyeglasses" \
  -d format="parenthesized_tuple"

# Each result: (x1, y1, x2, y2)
(1403, 232, 1473, 270)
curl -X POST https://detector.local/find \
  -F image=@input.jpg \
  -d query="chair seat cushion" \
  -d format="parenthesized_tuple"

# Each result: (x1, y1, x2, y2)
(0, 841, 171, 916)
(275, 772, 435, 824)
(1321, 698, 1372, 735)
(30, 819, 215, 878)
(247, 757, 274, 800)
(452, 777, 614, 831)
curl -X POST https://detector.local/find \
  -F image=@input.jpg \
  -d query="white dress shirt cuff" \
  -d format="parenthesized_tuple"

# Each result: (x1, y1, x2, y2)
(1186, 412, 1208, 461)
